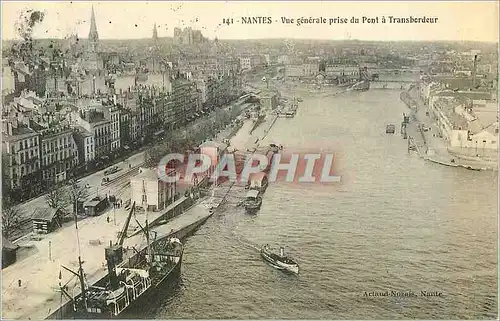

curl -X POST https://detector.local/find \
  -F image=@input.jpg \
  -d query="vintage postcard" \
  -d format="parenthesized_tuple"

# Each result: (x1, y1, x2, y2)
(1, 1, 498, 320)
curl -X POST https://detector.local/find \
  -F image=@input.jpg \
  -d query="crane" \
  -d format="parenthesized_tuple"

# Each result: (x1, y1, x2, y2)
(116, 201, 136, 246)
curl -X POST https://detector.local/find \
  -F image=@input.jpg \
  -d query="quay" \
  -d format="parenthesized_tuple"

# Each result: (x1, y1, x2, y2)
(404, 87, 498, 171)
(2, 193, 210, 320)
(2, 162, 238, 320)
(2, 92, 281, 320)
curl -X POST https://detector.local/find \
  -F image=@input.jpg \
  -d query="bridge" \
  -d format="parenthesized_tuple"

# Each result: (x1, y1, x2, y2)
(370, 79, 416, 90)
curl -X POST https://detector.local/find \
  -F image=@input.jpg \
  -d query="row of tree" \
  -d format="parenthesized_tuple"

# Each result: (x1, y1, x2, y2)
(144, 105, 241, 167)
(45, 179, 89, 215)
(2, 179, 89, 240)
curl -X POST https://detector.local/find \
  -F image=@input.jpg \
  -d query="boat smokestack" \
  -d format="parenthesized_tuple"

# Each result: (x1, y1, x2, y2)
(105, 244, 123, 290)
(279, 247, 284, 257)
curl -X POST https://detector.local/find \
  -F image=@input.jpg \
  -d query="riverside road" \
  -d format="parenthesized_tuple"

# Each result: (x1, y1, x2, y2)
(140, 85, 497, 319)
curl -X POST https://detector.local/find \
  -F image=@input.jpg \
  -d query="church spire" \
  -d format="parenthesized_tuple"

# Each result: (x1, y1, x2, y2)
(88, 5, 99, 45)
(153, 23, 158, 42)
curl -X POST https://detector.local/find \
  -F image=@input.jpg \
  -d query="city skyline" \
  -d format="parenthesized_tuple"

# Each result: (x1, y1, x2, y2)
(1, 1, 499, 42)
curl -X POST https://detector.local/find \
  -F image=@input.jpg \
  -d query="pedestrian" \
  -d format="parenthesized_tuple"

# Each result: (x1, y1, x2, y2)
(18, 279, 22, 287)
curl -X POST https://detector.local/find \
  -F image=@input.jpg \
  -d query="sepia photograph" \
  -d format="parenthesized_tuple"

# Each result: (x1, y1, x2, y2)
(1, 1, 498, 320)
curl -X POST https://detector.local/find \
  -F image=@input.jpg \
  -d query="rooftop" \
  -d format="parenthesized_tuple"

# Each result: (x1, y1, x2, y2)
(435, 90, 492, 101)
(32, 207, 60, 221)
(3, 125, 38, 141)
(74, 126, 93, 137)
(2, 235, 18, 250)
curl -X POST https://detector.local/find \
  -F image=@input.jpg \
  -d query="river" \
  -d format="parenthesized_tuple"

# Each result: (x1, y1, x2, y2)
(133, 89, 497, 319)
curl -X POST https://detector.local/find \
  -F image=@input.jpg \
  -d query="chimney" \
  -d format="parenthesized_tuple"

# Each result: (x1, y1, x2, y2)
(472, 54, 478, 89)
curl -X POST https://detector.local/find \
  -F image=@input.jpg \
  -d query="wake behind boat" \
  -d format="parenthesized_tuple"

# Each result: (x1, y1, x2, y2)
(260, 245, 299, 274)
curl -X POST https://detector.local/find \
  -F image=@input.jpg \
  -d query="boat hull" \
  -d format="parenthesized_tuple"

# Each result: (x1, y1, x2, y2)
(245, 203, 261, 214)
(73, 256, 182, 319)
(260, 251, 299, 274)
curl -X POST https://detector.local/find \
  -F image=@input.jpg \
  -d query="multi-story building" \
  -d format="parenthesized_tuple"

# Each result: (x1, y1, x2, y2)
(195, 79, 208, 105)
(251, 55, 265, 69)
(2, 120, 41, 196)
(44, 61, 67, 96)
(102, 102, 121, 152)
(277, 55, 289, 65)
(119, 107, 132, 147)
(38, 124, 79, 186)
(130, 167, 177, 212)
(285, 64, 305, 79)
(324, 65, 359, 77)
(116, 85, 167, 143)
(73, 109, 111, 159)
(169, 77, 198, 124)
(73, 126, 95, 167)
(2, 63, 15, 95)
(239, 57, 252, 70)
(304, 63, 320, 77)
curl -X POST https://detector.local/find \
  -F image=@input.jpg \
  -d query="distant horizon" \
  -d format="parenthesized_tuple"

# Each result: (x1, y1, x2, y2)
(2, 36, 498, 45)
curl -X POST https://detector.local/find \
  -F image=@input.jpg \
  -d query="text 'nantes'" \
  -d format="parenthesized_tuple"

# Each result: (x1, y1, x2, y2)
(241, 17, 273, 24)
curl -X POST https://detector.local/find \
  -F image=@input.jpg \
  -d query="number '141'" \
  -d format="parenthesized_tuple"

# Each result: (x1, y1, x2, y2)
(222, 18, 234, 25)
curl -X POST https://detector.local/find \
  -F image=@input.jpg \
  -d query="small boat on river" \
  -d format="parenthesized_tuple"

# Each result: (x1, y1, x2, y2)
(260, 245, 299, 274)
(244, 190, 262, 214)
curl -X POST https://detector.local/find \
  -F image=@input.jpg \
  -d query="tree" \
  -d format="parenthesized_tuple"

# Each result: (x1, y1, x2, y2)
(45, 183, 71, 211)
(67, 179, 89, 215)
(2, 198, 22, 239)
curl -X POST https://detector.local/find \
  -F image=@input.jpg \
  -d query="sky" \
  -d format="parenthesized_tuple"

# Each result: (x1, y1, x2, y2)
(1, 1, 499, 42)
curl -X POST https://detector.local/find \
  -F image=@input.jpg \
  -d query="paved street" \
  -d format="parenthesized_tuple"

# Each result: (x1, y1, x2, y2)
(10, 98, 253, 240)
(2, 102, 258, 320)
(12, 151, 145, 223)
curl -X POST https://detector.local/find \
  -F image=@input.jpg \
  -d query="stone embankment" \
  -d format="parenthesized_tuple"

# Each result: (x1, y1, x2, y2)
(405, 86, 497, 171)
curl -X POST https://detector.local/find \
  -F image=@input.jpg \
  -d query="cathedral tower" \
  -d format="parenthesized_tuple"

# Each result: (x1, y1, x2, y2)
(88, 6, 99, 53)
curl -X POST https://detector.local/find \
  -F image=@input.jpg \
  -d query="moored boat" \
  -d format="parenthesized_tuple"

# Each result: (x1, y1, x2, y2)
(246, 172, 269, 193)
(260, 245, 299, 274)
(244, 190, 262, 214)
(70, 205, 184, 318)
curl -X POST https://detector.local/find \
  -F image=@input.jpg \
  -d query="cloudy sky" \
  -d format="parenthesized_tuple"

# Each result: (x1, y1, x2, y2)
(1, 1, 498, 42)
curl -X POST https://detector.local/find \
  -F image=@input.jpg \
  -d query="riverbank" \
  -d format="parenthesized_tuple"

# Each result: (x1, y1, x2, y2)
(406, 87, 498, 171)
(7, 98, 254, 243)
(1, 97, 261, 320)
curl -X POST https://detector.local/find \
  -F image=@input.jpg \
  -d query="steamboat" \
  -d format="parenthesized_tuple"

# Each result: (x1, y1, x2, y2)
(66, 203, 184, 318)
(260, 245, 299, 274)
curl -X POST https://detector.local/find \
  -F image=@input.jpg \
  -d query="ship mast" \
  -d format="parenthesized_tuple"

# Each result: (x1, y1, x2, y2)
(142, 179, 152, 264)
(61, 212, 87, 309)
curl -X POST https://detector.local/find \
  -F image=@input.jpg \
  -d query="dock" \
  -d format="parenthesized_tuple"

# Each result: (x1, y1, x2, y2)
(1, 195, 221, 320)
(1, 96, 279, 320)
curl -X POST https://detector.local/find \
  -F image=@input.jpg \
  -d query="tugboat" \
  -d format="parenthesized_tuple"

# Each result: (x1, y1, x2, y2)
(260, 245, 299, 274)
(70, 205, 184, 318)
(244, 190, 262, 214)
